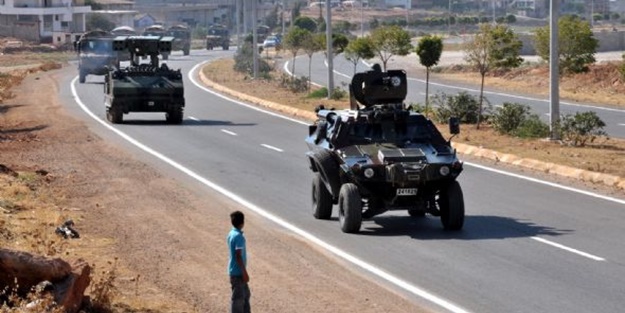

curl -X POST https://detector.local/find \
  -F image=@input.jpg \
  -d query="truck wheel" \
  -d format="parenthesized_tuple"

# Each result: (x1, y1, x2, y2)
(162, 53, 169, 60)
(338, 183, 362, 233)
(313, 150, 340, 199)
(106, 106, 123, 124)
(183, 48, 190, 56)
(312, 173, 333, 219)
(79, 71, 86, 84)
(223, 45, 229, 50)
(166, 107, 183, 124)
(438, 181, 464, 230)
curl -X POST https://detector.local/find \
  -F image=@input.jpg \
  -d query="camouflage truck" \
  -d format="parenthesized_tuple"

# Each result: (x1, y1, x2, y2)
(104, 36, 185, 124)
(205, 24, 229, 50)
(74, 30, 118, 83)
(167, 24, 191, 56)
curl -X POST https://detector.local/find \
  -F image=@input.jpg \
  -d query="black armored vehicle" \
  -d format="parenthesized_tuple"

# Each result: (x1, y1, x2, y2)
(305, 66, 464, 233)
(104, 36, 185, 124)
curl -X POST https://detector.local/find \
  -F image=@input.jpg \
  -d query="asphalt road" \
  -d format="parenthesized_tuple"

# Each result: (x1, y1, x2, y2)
(289, 52, 625, 139)
(62, 50, 625, 313)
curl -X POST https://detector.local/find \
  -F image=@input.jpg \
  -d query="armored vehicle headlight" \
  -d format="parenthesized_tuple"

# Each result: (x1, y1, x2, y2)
(364, 168, 375, 178)
(439, 166, 450, 176)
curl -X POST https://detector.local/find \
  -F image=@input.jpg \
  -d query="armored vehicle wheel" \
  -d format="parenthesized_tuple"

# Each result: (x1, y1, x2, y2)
(312, 173, 333, 219)
(166, 108, 183, 124)
(313, 150, 340, 198)
(338, 183, 362, 233)
(438, 181, 465, 230)
(106, 106, 123, 124)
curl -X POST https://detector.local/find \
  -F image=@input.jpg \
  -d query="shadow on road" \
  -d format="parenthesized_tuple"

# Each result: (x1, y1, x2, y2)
(118, 118, 256, 127)
(357, 214, 572, 240)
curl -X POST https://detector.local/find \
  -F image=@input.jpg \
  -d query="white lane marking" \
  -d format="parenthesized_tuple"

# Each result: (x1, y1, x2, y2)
(75, 77, 471, 313)
(190, 62, 308, 126)
(188, 116, 200, 121)
(283, 59, 324, 88)
(619, 124, 625, 126)
(221, 129, 238, 136)
(261, 144, 283, 152)
(531, 237, 606, 261)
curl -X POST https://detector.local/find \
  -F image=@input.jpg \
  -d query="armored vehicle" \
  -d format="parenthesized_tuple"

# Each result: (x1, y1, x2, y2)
(305, 66, 464, 233)
(104, 36, 185, 124)
(74, 30, 118, 83)
(167, 25, 191, 56)
(205, 24, 230, 50)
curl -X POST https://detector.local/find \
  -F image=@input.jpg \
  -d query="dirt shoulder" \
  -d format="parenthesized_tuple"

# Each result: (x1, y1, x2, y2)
(1, 68, 430, 311)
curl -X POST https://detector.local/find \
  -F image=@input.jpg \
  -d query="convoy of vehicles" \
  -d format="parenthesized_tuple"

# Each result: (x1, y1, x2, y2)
(205, 24, 230, 50)
(74, 30, 118, 84)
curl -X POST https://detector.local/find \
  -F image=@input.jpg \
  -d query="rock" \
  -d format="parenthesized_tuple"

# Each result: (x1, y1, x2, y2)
(53, 259, 91, 313)
(0, 249, 92, 313)
(0, 164, 18, 177)
(0, 249, 71, 295)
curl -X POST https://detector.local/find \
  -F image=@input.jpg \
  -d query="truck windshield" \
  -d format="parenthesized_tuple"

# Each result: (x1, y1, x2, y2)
(81, 40, 112, 53)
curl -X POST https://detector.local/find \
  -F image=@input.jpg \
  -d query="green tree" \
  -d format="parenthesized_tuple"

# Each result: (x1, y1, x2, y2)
(369, 25, 413, 71)
(284, 27, 309, 78)
(344, 37, 375, 74)
(415, 35, 443, 116)
(464, 23, 522, 129)
(316, 33, 349, 56)
(534, 15, 598, 74)
(302, 30, 323, 91)
(85, 0, 103, 10)
(293, 16, 317, 33)
(86, 14, 115, 31)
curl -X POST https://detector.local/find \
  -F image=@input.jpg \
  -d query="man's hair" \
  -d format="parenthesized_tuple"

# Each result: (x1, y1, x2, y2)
(230, 211, 245, 228)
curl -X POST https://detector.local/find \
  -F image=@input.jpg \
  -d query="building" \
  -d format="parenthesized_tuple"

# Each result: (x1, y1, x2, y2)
(0, 0, 92, 44)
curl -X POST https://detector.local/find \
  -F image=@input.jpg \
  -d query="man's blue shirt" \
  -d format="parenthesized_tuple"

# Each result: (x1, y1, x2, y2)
(227, 227, 247, 276)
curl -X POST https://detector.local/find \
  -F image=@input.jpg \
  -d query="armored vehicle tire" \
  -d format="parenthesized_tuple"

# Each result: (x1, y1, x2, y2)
(438, 181, 465, 230)
(338, 183, 362, 233)
(312, 173, 333, 219)
(106, 106, 123, 124)
(313, 150, 340, 198)
(408, 209, 426, 217)
(166, 108, 184, 124)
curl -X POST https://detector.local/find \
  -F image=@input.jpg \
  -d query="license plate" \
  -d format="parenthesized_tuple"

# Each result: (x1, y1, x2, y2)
(148, 101, 155, 106)
(396, 188, 417, 196)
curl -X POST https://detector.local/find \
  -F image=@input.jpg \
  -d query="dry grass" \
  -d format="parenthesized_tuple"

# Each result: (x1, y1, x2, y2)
(203, 58, 625, 179)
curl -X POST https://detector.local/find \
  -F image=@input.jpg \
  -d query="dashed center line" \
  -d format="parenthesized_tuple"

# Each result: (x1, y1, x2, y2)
(531, 237, 606, 261)
(261, 144, 283, 152)
(221, 129, 238, 136)
(188, 116, 200, 121)
(619, 123, 625, 126)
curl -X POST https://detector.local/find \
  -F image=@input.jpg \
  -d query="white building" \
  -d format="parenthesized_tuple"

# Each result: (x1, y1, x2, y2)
(0, 0, 91, 44)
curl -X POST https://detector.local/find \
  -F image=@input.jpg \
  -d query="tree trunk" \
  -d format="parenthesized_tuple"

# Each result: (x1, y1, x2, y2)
(425, 67, 430, 118)
(308, 56, 312, 91)
(478, 72, 485, 130)
(291, 54, 296, 81)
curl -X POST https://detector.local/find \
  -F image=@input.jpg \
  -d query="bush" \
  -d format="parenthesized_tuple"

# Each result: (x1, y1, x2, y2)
(431, 92, 486, 124)
(514, 114, 550, 138)
(307, 87, 347, 100)
(491, 102, 531, 135)
(233, 42, 272, 76)
(279, 74, 309, 93)
(558, 111, 608, 146)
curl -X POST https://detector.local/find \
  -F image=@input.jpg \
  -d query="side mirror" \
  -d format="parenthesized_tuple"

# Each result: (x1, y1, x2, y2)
(449, 117, 460, 135)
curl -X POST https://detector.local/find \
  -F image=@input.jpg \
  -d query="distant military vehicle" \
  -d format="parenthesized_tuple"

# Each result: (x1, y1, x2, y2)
(205, 24, 230, 50)
(104, 36, 185, 124)
(167, 24, 191, 56)
(74, 30, 118, 83)
(305, 65, 464, 233)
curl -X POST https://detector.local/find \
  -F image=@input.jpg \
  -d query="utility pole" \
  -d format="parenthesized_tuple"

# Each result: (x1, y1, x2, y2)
(448, 0, 452, 36)
(252, 0, 258, 79)
(325, 0, 334, 99)
(235, 0, 241, 51)
(492, 0, 496, 24)
(361, 0, 364, 36)
(549, 0, 560, 140)
(282, 0, 286, 35)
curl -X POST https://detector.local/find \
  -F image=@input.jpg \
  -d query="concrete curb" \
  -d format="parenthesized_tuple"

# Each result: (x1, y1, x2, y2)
(197, 64, 625, 192)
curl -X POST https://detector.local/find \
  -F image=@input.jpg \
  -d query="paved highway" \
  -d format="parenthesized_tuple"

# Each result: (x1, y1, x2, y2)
(289, 52, 625, 139)
(62, 50, 625, 312)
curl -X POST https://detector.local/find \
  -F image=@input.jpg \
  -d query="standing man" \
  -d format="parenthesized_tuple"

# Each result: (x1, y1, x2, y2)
(227, 211, 251, 313)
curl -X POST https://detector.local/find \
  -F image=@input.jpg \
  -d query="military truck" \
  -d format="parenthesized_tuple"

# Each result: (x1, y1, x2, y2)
(104, 36, 185, 124)
(305, 65, 464, 233)
(205, 24, 229, 50)
(74, 30, 118, 83)
(167, 25, 191, 56)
